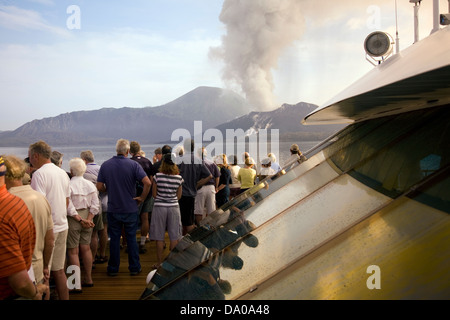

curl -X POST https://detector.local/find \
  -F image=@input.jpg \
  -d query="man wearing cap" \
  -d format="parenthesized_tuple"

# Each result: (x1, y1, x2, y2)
(29, 140, 71, 300)
(258, 157, 276, 181)
(286, 143, 307, 167)
(4, 155, 54, 300)
(0, 156, 47, 300)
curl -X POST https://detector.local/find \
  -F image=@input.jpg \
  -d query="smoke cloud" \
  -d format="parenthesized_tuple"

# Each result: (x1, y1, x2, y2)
(210, 0, 305, 111)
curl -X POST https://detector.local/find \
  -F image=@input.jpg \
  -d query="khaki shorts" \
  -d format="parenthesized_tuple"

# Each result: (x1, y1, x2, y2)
(194, 185, 216, 217)
(67, 209, 93, 249)
(49, 229, 68, 272)
(93, 210, 104, 231)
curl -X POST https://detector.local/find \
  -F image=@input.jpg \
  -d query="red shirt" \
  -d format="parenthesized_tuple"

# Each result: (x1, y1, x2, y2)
(0, 184, 36, 300)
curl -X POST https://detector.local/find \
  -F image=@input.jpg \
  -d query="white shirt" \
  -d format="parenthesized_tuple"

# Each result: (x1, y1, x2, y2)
(259, 167, 276, 176)
(31, 163, 70, 233)
(67, 176, 100, 217)
(229, 165, 241, 189)
(8, 185, 53, 284)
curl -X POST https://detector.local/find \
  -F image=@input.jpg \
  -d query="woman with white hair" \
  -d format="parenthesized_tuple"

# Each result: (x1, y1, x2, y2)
(67, 157, 99, 291)
(268, 153, 282, 173)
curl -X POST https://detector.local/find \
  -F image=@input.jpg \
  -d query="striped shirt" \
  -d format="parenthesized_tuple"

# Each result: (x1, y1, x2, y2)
(153, 173, 183, 207)
(0, 184, 36, 300)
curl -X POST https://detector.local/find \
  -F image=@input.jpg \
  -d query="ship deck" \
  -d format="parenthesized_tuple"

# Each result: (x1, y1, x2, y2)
(68, 234, 168, 300)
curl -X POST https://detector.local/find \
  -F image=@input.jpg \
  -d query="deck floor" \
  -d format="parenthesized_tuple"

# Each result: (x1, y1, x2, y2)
(68, 234, 168, 300)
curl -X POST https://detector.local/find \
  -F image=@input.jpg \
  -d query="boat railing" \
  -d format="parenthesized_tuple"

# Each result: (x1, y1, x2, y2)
(140, 129, 349, 299)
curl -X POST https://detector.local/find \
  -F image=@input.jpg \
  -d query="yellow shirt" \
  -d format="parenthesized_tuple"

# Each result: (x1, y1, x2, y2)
(8, 185, 53, 284)
(237, 167, 256, 189)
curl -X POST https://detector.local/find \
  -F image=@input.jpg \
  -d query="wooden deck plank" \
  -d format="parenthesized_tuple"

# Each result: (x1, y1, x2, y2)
(69, 235, 168, 300)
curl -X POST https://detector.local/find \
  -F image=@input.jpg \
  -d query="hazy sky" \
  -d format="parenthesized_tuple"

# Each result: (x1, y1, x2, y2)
(0, 0, 447, 130)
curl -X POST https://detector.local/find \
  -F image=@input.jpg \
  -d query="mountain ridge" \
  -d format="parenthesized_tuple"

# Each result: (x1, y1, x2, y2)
(0, 87, 344, 147)
(0, 86, 253, 147)
(214, 102, 345, 141)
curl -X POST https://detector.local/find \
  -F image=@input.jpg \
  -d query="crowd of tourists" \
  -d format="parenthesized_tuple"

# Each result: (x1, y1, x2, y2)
(0, 138, 306, 300)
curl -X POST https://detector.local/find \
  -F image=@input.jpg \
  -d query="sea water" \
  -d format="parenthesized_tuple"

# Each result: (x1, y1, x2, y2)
(0, 140, 320, 173)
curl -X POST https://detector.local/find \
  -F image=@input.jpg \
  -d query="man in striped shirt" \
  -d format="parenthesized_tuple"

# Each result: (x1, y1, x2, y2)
(0, 156, 47, 300)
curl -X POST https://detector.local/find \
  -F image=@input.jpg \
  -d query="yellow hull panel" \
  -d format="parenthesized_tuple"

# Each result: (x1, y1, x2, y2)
(242, 196, 450, 300)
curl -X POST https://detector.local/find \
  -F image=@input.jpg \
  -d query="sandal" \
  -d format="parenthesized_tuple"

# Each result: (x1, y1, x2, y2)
(69, 289, 83, 294)
(139, 245, 147, 254)
(95, 255, 108, 264)
(82, 282, 94, 288)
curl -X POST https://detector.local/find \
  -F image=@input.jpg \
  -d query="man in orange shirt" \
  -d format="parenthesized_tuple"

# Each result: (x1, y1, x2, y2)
(0, 156, 47, 300)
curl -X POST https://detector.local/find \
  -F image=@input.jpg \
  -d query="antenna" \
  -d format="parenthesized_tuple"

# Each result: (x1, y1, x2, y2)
(410, 0, 421, 43)
(395, 0, 400, 53)
(431, 0, 440, 34)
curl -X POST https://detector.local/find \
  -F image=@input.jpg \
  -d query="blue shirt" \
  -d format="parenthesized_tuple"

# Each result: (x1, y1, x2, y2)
(203, 158, 220, 186)
(271, 162, 282, 173)
(97, 155, 147, 213)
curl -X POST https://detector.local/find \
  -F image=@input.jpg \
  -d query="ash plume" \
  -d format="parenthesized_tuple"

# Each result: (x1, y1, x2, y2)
(210, 0, 305, 111)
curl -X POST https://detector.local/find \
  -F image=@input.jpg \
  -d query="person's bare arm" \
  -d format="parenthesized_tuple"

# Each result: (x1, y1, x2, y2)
(42, 229, 54, 281)
(196, 174, 212, 189)
(134, 176, 151, 204)
(176, 185, 182, 200)
(96, 182, 106, 193)
(152, 180, 157, 198)
(8, 270, 47, 300)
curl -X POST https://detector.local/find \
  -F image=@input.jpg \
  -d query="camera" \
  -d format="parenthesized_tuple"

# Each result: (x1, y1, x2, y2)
(440, 14, 450, 25)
